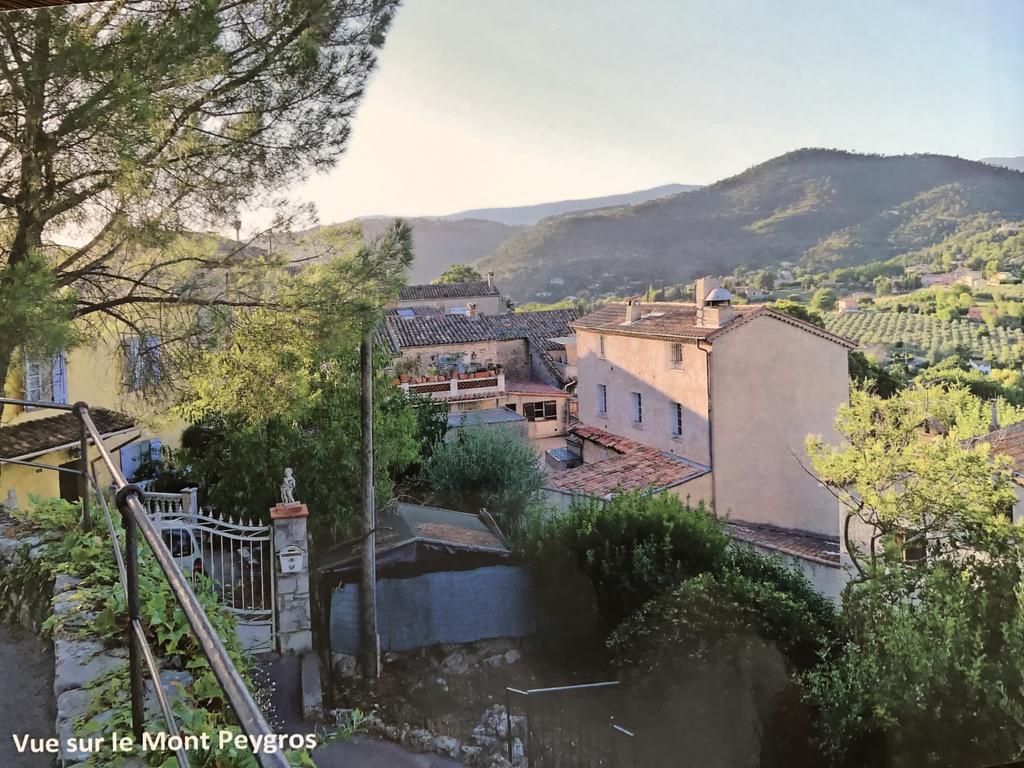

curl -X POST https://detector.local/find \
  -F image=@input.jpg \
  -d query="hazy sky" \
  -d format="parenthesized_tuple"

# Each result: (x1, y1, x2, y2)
(272, 0, 1024, 225)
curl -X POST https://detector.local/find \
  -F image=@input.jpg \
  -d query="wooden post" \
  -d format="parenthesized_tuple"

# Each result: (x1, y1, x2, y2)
(359, 326, 380, 678)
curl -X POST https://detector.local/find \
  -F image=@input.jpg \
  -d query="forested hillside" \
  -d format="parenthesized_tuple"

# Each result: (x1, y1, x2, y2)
(477, 149, 1024, 301)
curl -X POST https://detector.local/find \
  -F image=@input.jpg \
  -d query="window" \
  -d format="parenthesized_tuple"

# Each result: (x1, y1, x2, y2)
(598, 334, 606, 357)
(396, 308, 416, 318)
(597, 384, 608, 416)
(631, 392, 643, 425)
(124, 335, 161, 391)
(23, 352, 67, 406)
(161, 529, 194, 559)
(448, 306, 468, 315)
(120, 439, 162, 482)
(671, 402, 683, 437)
(669, 342, 684, 368)
(523, 400, 558, 421)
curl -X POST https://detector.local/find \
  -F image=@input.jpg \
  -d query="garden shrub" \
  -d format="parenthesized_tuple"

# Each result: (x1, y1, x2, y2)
(420, 426, 546, 538)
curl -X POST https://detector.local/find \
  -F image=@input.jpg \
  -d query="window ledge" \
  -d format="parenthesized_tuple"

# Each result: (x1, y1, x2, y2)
(631, 421, 643, 429)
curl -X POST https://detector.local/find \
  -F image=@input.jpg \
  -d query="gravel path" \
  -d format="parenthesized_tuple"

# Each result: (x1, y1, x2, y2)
(0, 624, 54, 768)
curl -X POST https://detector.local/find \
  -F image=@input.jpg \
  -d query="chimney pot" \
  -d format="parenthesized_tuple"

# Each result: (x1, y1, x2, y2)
(990, 399, 1000, 432)
(467, 302, 478, 318)
(487, 271, 494, 288)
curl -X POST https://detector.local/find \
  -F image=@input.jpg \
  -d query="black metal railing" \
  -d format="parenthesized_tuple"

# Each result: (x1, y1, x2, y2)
(0, 397, 288, 768)
(506, 681, 623, 768)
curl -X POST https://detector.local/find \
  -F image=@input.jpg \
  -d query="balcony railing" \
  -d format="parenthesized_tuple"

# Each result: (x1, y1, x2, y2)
(0, 397, 288, 768)
(400, 371, 505, 399)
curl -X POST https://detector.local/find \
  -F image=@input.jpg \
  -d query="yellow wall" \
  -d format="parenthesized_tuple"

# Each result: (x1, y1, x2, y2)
(2, 332, 183, 506)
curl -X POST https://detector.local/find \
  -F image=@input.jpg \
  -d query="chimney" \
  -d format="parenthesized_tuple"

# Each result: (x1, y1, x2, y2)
(486, 271, 494, 289)
(467, 302, 478, 318)
(990, 399, 1000, 433)
(624, 299, 642, 323)
(694, 276, 722, 309)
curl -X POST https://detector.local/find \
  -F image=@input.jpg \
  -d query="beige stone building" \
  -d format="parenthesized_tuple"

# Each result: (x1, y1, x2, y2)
(547, 278, 855, 599)
(382, 308, 578, 454)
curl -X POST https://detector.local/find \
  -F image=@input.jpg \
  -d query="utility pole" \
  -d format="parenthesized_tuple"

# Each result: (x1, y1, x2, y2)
(359, 326, 380, 678)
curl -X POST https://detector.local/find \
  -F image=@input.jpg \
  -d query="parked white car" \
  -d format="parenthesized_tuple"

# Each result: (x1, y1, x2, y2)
(157, 524, 204, 577)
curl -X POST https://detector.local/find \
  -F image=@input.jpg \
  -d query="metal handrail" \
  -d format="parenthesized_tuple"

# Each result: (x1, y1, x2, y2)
(0, 398, 288, 768)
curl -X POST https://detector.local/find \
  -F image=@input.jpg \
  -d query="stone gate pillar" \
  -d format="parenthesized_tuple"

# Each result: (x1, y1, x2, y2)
(270, 501, 313, 655)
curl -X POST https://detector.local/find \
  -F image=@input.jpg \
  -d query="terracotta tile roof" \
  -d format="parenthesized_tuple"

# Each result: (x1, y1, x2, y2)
(504, 380, 572, 397)
(570, 423, 650, 454)
(573, 302, 855, 347)
(385, 309, 580, 386)
(547, 423, 709, 497)
(385, 309, 576, 348)
(547, 447, 708, 497)
(727, 521, 841, 566)
(972, 421, 1024, 478)
(0, 408, 137, 460)
(398, 281, 499, 301)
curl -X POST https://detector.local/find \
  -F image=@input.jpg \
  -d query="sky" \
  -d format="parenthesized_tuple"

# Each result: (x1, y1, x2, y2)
(266, 0, 1024, 226)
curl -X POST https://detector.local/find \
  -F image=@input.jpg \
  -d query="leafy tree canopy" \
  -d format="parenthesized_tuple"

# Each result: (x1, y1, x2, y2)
(0, 0, 399, 410)
(432, 263, 482, 284)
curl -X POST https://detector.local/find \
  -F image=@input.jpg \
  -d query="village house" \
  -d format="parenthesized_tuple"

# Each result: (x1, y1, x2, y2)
(393, 273, 506, 316)
(0, 334, 183, 508)
(546, 277, 855, 599)
(382, 307, 579, 454)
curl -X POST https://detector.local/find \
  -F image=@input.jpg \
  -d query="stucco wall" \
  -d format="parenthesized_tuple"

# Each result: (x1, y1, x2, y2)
(396, 295, 506, 315)
(739, 540, 849, 603)
(710, 316, 849, 535)
(575, 329, 711, 464)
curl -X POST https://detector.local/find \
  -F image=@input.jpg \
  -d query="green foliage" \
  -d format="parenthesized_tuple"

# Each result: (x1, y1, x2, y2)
(0, 1, 400, 402)
(803, 543, 1024, 768)
(0, 496, 308, 767)
(767, 299, 825, 328)
(609, 568, 833, 688)
(825, 309, 1024, 362)
(525, 492, 730, 633)
(420, 426, 546, 538)
(810, 288, 838, 312)
(432, 264, 482, 284)
(847, 350, 904, 397)
(808, 385, 1022, 579)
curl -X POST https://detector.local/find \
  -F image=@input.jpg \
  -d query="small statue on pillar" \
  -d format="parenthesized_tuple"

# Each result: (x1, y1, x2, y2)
(280, 468, 297, 505)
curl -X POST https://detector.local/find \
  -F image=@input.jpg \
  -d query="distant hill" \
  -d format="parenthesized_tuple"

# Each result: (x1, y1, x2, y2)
(440, 184, 698, 227)
(359, 217, 524, 283)
(476, 149, 1024, 302)
(983, 156, 1024, 172)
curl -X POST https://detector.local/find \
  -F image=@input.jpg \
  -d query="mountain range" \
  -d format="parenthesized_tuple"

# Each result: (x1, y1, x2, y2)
(439, 184, 697, 226)
(475, 149, 1024, 301)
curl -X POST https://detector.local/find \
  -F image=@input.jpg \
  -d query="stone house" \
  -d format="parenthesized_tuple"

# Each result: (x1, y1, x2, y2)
(394, 274, 506, 316)
(382, 309, 578, 454)
(547, 277, 855, 599)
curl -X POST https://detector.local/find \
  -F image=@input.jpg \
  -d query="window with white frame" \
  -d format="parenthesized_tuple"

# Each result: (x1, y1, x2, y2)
(23, 351, 67, 406)
(671, 402, 683, 437)
(523, 400, 558, 422)
(124, 335, 162, 391)
(631, 392, 643, 425)
(669, 342, 684, 369)
(597, 384, 608, 416)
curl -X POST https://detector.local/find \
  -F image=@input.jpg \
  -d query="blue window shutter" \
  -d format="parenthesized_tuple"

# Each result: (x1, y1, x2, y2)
(51, 352, 68, 404)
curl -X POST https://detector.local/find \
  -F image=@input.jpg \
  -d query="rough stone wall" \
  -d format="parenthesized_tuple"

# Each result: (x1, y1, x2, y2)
(272, 512, 313, 655)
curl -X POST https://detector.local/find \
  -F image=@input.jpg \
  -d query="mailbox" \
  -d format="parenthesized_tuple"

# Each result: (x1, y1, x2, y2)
(278, 545, 305, 573)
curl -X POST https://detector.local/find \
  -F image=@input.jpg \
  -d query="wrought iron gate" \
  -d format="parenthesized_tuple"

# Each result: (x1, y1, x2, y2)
(143, 491, 275, 653)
